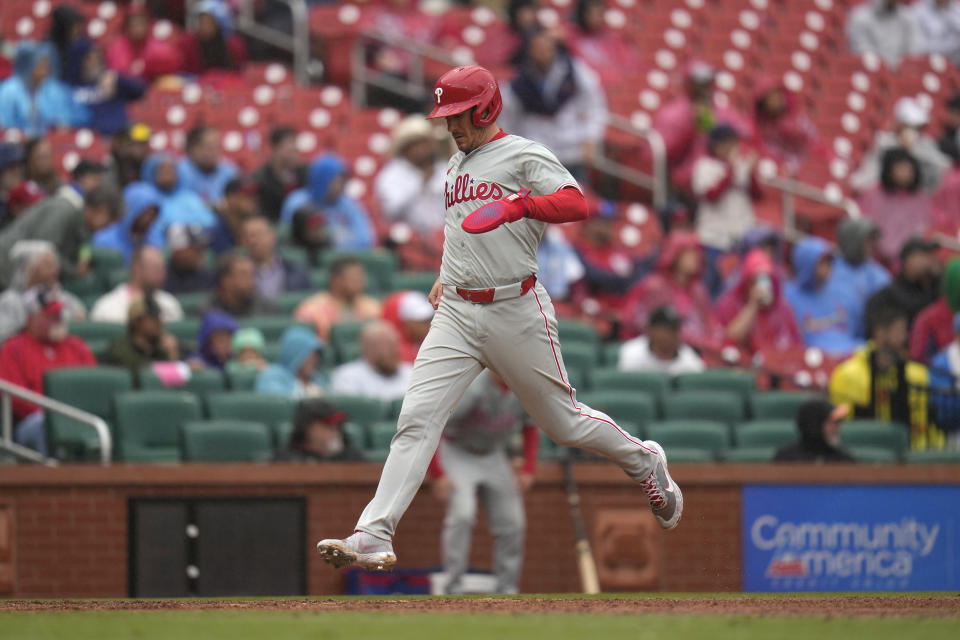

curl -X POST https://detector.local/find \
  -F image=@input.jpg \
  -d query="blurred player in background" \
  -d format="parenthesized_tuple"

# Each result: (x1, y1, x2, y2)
(428, 370, 537, 594)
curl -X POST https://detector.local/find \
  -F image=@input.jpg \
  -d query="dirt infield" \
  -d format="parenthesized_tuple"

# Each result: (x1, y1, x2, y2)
(1, 595, 958, 618)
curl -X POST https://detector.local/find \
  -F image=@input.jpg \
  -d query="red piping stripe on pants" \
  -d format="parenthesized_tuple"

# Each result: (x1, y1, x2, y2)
(532, 289, 656, 455)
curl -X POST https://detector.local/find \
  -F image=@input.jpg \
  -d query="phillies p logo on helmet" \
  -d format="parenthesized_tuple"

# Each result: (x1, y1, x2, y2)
(427, 65, 502, 127)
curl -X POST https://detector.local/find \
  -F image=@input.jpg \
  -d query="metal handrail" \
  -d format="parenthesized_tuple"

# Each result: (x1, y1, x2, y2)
(0, 378, 111, 465)
(350, 29, 460, 108)
(761, 174, 861, 239)
(599, 114, 669, 210)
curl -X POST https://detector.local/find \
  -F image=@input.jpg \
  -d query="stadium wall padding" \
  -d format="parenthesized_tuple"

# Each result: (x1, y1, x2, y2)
(0, 464, 957, 597)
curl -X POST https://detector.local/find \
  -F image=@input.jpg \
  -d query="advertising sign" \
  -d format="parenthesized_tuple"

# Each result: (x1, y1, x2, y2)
(742, 486, 959, 591)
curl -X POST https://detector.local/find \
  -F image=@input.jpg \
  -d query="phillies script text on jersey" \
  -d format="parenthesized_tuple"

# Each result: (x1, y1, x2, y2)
(445, 173, 505, 209)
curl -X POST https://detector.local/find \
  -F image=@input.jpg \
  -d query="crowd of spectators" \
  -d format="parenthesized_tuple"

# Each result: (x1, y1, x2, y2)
(0, 0, 959, 461)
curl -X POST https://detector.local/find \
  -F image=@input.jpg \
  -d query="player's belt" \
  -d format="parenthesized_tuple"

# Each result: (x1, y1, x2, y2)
(454, 275, 537, 304)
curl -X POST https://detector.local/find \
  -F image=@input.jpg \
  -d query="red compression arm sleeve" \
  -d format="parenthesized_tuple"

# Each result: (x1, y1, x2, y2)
(521, 425, 539, 474)
(524, 187, 589, 224)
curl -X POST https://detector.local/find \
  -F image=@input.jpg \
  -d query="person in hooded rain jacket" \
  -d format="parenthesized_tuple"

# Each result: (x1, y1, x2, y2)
(92, 181, 162, 264)
(784, 236, 863, 355)
(0, 41, 81, 136)
(255, 326, 328, 398)
(279, 154, 374, 250)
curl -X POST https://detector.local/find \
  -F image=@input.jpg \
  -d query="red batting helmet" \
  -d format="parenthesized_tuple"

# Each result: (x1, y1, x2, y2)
(426, 65, 502, 128)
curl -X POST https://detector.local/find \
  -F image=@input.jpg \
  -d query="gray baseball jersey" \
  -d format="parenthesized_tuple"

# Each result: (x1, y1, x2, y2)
(442, 371, 529, 456)
(440, 134, 579, 288)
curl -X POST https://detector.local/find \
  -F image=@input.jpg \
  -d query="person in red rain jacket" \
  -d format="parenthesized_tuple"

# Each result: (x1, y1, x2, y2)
(380, 290, 435, 364)
(747, 74, 824, 174)
(620, 230, 721, 348)
(0, 286, 96, 456)
(714, 248, 803, 355)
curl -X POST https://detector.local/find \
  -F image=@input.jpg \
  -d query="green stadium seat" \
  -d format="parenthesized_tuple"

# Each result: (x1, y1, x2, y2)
(538, 430, 562, 460)
(139, 367, 226, 397)
(62, 273, 105, 298)
(369, 420, 397, 449)
(577, 391, 657, 428)
(365, 447, 391, 462)
(273, 291, 312, 316)
(906, 449, 960, 464)
(67, 321, 125, 344)
(725, 446, 776, 463)
(334, 341, 362, 366)
(319, 250, 398, 293)
(735, 420, 797, 448)
(749, 391, 816, 420)
(180, 420, 273, 462)
(165, 319, 201, 344)
(561, 343, 599, 389)
(329, 321, 367, 364)
(277, 245, 309, 266)
(240, 317, 306, 343)
(849, 446, 900, 464)
(587, 368, 672, 399)
(273, 422, 293, 448)
(44, 366, 132, 461)
(309, 269, 329, 290)
(557, 320, 600, 347)
(90, 247, 125, 279)
(675, 370, 756, 397)
(342, 422, 370, 450)
(391, 271, 440, 295)
(205, 392, 295, 428)
(113, 391, 203, 462)
(88, 339, 112, 363)
(106, 267, 129, 289)
(657, 447, 715, 463)
(227, 367, 259, 391)
(326, 394, 387, 425)
(647, 420, 731, 459)
(388, 396, 405, 420)
(662, 390, 745, 426)
(840, 420, 910, 455)
(603, 342, 623, 366)
(175, 292, 208, 316)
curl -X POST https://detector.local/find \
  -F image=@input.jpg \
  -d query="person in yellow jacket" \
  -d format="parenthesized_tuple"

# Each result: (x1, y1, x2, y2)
(830, 291, 945, 450)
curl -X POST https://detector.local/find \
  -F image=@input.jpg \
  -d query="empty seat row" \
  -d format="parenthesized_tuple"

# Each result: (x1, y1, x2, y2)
(539, 418, 913, 463)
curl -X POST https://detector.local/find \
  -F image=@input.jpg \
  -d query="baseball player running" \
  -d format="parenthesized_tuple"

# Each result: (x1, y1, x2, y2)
(429, 369, 537, 594)
(317, 65, 682, 572)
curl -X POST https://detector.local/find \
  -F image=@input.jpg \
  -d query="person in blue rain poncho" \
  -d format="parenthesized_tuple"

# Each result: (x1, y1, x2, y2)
(255, 326, 328, 398)
(0, 41, 82, 136)
(140, 152, 217, 249)
(92, 181, 162, 264)
(784, 236, 864, 356)
(279, 153, 374, 250)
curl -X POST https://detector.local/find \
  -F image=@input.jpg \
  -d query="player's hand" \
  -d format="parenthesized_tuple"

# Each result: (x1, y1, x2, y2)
(431, 476, 453, 503)
(428, 276, 443, 310)
(461, 188, 531, 234)
(516, 471, 535, 493)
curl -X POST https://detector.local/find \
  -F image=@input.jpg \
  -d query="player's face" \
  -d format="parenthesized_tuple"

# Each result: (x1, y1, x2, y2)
(445, 111, 485, 153)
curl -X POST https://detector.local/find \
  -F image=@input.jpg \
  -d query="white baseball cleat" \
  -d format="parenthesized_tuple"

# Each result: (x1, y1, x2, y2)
(316, 531, 397, 571)
(641, 440, 683, 530)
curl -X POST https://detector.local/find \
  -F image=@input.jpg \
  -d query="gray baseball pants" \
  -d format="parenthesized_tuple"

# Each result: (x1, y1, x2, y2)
(439, 440, 524, 594)
(355, 282, 658, 540)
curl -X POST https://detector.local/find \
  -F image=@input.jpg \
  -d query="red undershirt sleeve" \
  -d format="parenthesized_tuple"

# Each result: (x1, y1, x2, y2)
(427, 445, 444, 480)
(521, 424, 539, 474)
(524, 186, 589, 224)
